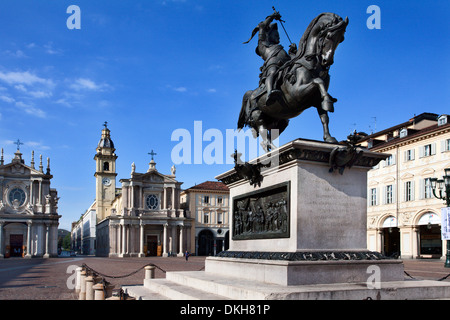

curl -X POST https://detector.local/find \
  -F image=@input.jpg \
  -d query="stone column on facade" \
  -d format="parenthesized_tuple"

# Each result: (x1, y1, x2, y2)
(163, 188, 167, 210)
(412, 226, 419, 259)
(108, 224, 115, 256)
(121, 224, 126, 257)
(172, 187, 176, 210)
(109, 224, 114, 255)
(130, 185, 135, 211)
(43, 224, 50, 258)
(120, 224, 124, 256)
(123, 224, 127, 256)
(377, 228, 383, 254)
(140, 185, 144, 209)
(25, 221, 32, 258)
(163, 223, 168, 257)
(122, 185, 128, 213)
(116, 224, 121, 256)
(37, 223, 45, 257)
(139, 222, 145, 257)
(51, 223, 58, 256)
(127, 224, 131, 256)
(126, 224, 131, 256)
(29, 180, 34, 206)
(0, 221, 3, 258)
(178, 225, 184, 256)
(38, 181, 42, 209)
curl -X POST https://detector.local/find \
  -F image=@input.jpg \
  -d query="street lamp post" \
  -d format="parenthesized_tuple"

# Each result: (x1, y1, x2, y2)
(430, 168, 450, 268)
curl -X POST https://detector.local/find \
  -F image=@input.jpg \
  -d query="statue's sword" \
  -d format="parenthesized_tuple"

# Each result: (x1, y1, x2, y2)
(272, 6, 293, 44)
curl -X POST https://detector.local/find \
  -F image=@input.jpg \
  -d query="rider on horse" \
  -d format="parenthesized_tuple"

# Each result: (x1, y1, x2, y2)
(244, 11, 297, 106)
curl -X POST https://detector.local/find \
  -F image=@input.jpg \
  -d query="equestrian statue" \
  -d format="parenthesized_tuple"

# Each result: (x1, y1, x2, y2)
(238, 9, 348, 151)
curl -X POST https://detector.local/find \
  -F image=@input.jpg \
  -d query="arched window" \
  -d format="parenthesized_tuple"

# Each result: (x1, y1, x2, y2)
(103, 162, 110, 171)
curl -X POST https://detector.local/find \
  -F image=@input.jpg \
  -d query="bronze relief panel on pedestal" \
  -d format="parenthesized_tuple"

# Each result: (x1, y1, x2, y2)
(232, 182, 290, 240)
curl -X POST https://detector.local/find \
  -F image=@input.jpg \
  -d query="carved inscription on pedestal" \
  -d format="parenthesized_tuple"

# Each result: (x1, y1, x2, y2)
(233, 182, 289, 240)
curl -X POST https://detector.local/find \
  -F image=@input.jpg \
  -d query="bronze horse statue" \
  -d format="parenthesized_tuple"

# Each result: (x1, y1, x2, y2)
(238, 12, 348, 151)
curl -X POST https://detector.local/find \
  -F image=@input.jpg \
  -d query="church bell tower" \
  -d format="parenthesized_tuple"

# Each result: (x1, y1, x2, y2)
(94, 122, 117, 222)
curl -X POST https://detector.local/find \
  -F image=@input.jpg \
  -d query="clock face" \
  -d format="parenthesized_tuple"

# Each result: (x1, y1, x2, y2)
(102, 177, 111, 186)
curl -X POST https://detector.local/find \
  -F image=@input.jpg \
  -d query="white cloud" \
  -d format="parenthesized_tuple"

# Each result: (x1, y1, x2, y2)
(15, 101, 46, 118)
(14, 83, 52, 99)
(25, 141, 51, 151)
(27, 90, 53, 98)
(0, 70, 53, 87)
(44, 43, 62, 55)
(70, 78, 110, 91)
(0, 95, 15, 103)
(174, 86, 187, 92)
(4, 50, 27, 58)
(14, 84, 26, 92)
(166, 85, 187, 93)
(55, 98, 72, 108)
(207, 88, 217, 93)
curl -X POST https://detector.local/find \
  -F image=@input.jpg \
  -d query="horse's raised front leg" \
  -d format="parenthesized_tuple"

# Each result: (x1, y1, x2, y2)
(312, 78, 336, 112)
(317, 108, 338, 143)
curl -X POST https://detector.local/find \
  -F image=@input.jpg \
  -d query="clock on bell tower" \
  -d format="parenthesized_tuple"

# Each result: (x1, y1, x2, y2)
(94, 122, 118, 222)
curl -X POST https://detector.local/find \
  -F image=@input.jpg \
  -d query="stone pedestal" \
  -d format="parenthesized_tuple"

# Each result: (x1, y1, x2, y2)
(213, 138, 404, 285)
(129, 139, 450, 299)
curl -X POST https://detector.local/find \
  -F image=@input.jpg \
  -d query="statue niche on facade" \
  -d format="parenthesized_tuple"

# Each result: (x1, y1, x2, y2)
(238, 9, 348, 151)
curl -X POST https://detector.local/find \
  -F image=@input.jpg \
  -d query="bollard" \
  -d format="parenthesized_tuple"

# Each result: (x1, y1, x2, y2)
(93, 283, 105, 300)
(75, 267, 82, 293)
(104, 282, 115, 298)
(79, 270, 86, 300)
(85, 276, 94, 300)
(92, 275, 102, 285)
(145, 265, 155, 280)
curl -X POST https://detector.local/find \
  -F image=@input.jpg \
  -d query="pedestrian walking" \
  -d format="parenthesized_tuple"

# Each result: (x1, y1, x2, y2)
(185, 250, 190, 261)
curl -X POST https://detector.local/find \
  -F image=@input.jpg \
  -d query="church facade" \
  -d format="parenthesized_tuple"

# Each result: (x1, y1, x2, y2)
(90, 124, 194, 257)
(0, 145, 61, 258)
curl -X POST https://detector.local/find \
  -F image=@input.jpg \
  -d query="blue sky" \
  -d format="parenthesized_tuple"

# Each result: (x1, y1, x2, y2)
(0, 0, 448, 230)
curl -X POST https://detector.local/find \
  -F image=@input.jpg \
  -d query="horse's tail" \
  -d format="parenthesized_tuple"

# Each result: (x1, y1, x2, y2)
(238, 90, 253, 130)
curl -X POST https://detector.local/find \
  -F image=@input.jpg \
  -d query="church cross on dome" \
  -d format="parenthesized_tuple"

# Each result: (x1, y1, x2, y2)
(14, 139, 24, 151)
(148, 149, 157, 161)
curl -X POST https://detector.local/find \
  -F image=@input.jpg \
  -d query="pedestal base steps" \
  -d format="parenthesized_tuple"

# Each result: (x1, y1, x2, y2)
(123, 268, 450, 300)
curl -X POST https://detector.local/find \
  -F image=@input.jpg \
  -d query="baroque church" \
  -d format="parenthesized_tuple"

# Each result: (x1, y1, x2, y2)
(91, 124, 194, 257)
(0, 143, 61, 258)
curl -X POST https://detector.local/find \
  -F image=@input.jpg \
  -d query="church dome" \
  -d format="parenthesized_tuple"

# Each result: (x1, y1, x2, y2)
(98, 123, 115, 149)
(98, 135, 115, 149)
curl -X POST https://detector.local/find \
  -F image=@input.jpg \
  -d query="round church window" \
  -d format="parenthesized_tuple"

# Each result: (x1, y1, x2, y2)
(9, 187, 26, 207)
(146, 194, 159, 210)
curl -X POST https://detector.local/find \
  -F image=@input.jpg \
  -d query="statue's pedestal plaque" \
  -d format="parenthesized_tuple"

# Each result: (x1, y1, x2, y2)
(212, 138, 404, 285)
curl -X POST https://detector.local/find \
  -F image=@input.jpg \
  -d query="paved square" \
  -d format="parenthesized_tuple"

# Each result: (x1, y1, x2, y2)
(0, 256, 448, 300)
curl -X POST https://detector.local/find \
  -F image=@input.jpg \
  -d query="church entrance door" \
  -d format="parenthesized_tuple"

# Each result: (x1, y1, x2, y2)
(10, 235, 23, 257)
(146, 236, 158, 257)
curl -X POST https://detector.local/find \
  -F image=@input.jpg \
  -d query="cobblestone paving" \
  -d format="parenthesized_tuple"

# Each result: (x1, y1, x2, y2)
(0, 256, 449, 300)
(0, 256, 206, 300)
